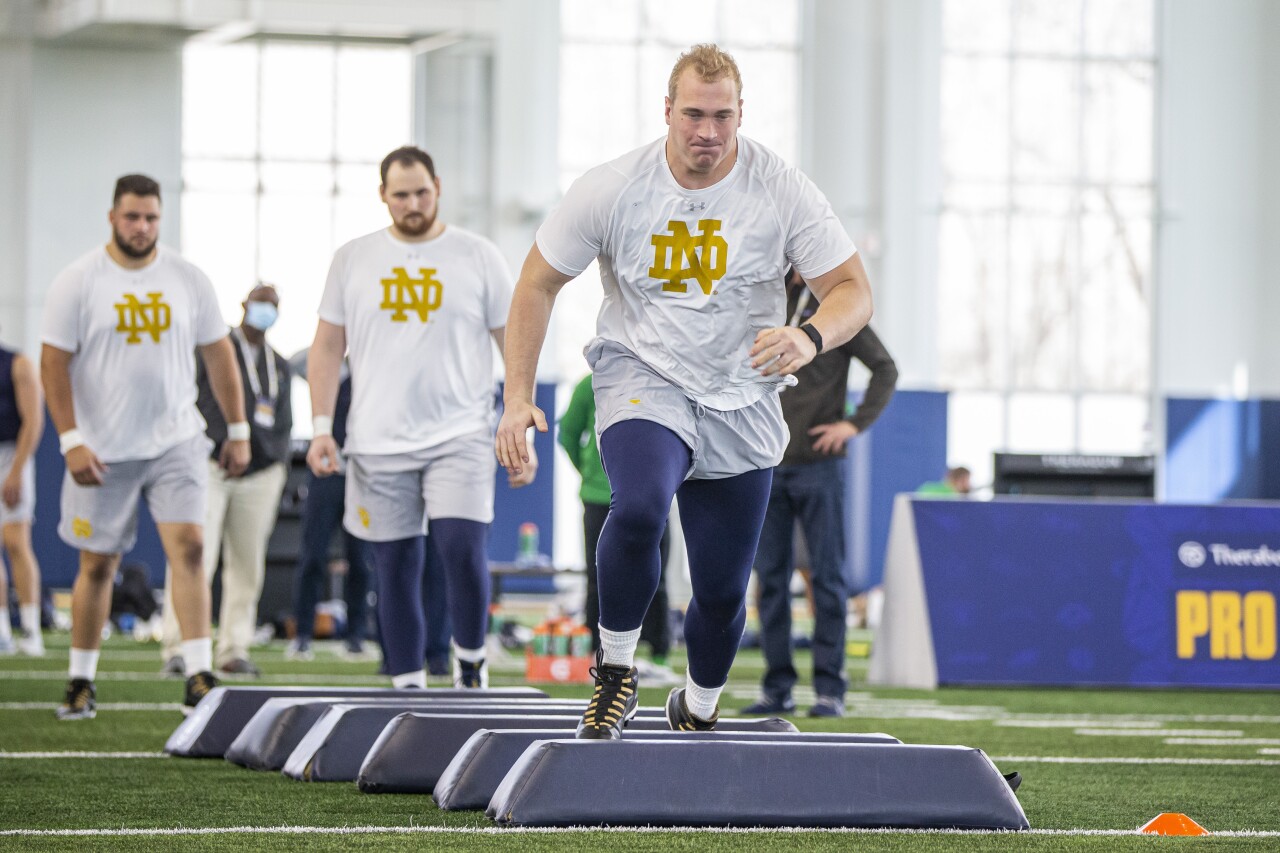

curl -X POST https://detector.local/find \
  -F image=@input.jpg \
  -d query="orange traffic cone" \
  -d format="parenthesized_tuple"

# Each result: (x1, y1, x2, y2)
(1140, 813, 1209, 836)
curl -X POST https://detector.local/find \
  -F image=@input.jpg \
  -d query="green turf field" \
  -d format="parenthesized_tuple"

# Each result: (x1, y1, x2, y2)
(1, 631, 1277, 851)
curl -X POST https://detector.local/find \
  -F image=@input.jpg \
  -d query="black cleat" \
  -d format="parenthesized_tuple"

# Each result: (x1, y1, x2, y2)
(56, 678, 97, 721)
(183, 670, 220, 715)
(576, 651, 639, 739)
(1003, 771, 1022, 792)
(455, 658, 488, 688)
(665, 687, 718, 731)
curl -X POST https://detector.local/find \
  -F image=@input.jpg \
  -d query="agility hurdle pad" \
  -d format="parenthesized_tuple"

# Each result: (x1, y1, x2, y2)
(165, 685, 545, 758)
(226, 696, 588, 771)
(434, 729, 901, 810)
(489, 740, 1028, 829)
(356, 712, 799, 793)
(281, 703, 680, 783)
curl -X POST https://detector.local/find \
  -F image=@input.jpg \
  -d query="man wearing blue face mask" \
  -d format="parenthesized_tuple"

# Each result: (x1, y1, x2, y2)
(160, 283, 292, 676)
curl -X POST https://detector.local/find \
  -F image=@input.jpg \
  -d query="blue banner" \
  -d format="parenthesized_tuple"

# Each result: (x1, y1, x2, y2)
(911, 499, 1280, 688)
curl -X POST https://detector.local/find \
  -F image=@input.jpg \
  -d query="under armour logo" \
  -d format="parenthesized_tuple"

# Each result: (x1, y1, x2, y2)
(685, 200, 706, 211)
(380, 267, 443, 322)
(114, 292, 171, 344)
(648, 219, 728, 295)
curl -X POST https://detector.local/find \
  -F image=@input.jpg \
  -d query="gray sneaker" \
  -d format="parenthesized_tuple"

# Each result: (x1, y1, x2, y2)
(160, 656, 186, 677)
(808, 696, 845, 718)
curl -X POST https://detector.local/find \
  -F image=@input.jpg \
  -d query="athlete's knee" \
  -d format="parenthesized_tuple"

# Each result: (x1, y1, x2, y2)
(78, 554, 117, 584)
(607, 492, 670, 539)
(691, 584, 748, 623)
(2, 523, 29, 555)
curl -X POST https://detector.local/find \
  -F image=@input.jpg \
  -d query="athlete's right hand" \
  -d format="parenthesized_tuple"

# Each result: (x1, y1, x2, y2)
(307, 434, 341, 477)
(2, 472, 22, 508)
(66, 445, 108, 487)
(495, 400, 547, 479)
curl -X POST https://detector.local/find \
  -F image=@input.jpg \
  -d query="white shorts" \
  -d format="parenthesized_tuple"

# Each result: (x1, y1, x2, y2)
(58, 434, 212, 554)
(344, 429, 496, 542)
(0, 444, 35, 525)
(587, 339, 788, 480)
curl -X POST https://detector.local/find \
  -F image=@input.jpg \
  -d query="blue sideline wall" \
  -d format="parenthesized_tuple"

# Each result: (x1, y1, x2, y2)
(33, 382, 558, 589)
(1165, 397, 1280, 501)
(848, 389, 949, 592)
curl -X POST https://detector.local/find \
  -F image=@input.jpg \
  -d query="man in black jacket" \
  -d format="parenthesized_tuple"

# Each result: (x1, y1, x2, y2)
(161, 284, 292, 677)
(743, 267, 897, 718)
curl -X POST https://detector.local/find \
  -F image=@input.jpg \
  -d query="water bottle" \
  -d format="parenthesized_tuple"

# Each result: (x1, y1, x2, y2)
(516, 522, 539, 567)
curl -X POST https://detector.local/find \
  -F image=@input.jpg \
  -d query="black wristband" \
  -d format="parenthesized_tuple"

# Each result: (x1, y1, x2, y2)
(799, 322, 824, 354)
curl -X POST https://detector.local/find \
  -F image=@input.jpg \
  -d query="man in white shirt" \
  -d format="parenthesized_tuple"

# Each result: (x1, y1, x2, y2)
(307, 146, 534, 689)
(496, 44, 874, 737)
(42, 174, 251, 719)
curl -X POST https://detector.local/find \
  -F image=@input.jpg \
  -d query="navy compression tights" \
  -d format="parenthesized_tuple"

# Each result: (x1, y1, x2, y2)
(597, 418, 773, 688)
(370, 518, 490, 677)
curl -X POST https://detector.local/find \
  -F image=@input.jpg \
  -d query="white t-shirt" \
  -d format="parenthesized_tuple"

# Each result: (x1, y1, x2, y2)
(318, 226, 513, 456)
(537, 135, 857, 411)
(41, 245, 228, 462)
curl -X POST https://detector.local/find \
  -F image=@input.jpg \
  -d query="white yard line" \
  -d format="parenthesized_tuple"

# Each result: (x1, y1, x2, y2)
(1074, 728, 1244, 737)
(1164, 737, 1280, 746)
(0, 825, 1277, 838)
(0, 751, 167, 758)
(992, 755, 1280, 766)
(0, 702, 183, 711)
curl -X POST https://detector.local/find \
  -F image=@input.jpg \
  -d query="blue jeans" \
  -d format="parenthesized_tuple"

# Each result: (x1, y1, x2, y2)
(754, 458, 849, 701)
(292, 471, 370, 643)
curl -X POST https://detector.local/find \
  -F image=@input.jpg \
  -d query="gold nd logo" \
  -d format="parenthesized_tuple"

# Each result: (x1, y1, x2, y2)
(71, 517, 93, 538)
(357, 507, 371, 529)
(380, 267, 443, 322)
(648, 219, 728, 295)
(114, 292, 171, 344)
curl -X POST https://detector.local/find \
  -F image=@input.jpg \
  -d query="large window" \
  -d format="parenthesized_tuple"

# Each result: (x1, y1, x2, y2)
(552, 0, 802, 380)
(938, 0, 1158, 486)
(181, 40, 412, 369)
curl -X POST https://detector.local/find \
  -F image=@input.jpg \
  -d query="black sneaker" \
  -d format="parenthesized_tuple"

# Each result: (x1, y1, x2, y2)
(576, 651, 639, 739)
(666, 687, 718, 731)
(455, 658, 488, 688)
(183, 671, 220, 714)
(56, 678, 97, 721)
(740, 694, 796, 715)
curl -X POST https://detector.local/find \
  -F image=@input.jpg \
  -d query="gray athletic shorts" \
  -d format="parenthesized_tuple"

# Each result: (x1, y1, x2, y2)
(0, 444, 35, 525)
(587, 339, 788, 480)
(344, 428, 496, 542)
(58, 434, 212, 554)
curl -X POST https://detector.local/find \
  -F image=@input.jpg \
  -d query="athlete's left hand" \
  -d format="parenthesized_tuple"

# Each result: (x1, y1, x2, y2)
(508, 438, 538, 488)
(809, 421, 858, 454)
(220, 438, 251, 476)
(750, 326, 818, 376)
(496, 400, 547, 479)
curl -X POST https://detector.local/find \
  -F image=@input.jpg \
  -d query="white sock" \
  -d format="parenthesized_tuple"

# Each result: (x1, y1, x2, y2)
(181, 638, 213, 676)
(0, 612, 10, 641)
(69, 648, 100, 681)
(598, 625, 641, 668)
(683, 673, 722, 721)
(20, 604, 40, 637)
(452, 643, 485, 664)
(392, 670, 425, 689)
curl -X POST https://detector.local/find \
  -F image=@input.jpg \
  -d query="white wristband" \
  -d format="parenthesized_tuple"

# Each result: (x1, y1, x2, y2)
(58, 429, 86, 456)
(312, 415, 333, 437)
(226, 422, 251, 441)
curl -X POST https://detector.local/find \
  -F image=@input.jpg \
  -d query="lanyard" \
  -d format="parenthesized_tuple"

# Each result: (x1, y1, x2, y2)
(787, 288, 813, 328)
(232, 327, 277, 400)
